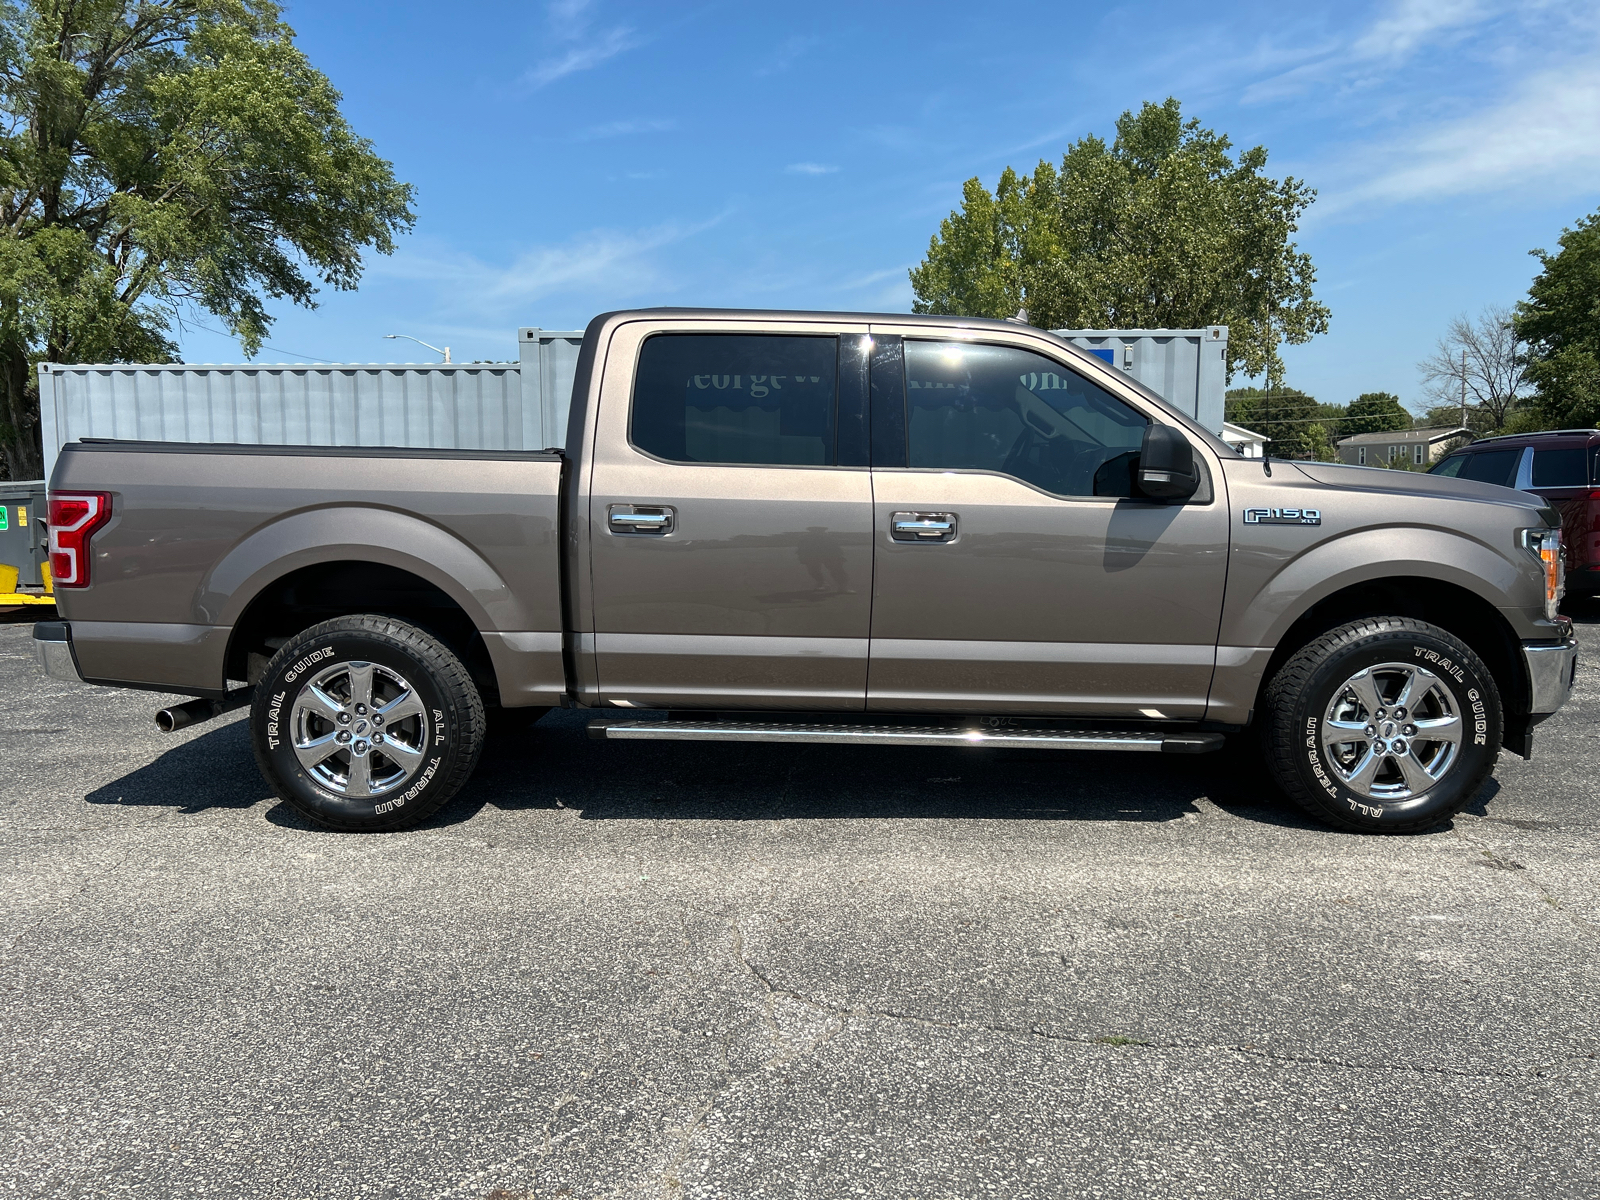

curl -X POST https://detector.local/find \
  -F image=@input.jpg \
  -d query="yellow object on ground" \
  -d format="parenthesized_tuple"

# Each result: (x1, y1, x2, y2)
(0, 559, 54, 605)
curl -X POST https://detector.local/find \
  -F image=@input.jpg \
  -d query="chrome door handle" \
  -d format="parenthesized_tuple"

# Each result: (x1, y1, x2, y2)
(608, 504, 675, 535)
(890, 512, 957, 542)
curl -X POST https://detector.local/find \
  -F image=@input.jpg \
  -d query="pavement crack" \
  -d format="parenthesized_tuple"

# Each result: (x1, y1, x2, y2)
(730, 921, 1543, 1083)
(1452, 822, 1597, 935)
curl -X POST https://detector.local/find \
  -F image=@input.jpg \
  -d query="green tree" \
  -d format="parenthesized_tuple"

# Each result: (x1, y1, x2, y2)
(1225, 386, 1325, 459)
(1514, 209, 1600, 432)
(911, 98, 1329, 386)
(1342, 392, 1411, 437)
(0, 1, 415, 479)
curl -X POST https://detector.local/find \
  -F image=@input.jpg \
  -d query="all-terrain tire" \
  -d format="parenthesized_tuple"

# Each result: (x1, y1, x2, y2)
(250, 615, 486, 831)
(1261, 617, 1500, 834)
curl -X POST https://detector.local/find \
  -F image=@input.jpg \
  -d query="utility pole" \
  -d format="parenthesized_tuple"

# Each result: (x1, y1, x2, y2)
(1460, 349, 1467, 428)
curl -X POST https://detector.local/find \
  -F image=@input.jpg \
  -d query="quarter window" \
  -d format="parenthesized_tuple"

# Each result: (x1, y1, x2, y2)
(902, 340, 1148, 498)
(1531, 447, 1586, 488)
(631, 334, 838, 466)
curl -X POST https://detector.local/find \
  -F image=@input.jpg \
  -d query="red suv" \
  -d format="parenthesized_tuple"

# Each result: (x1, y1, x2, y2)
(1431, 429, 1600, 593)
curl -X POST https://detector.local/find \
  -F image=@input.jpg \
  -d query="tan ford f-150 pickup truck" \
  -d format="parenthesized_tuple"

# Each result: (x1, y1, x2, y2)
(33, 309, 1579, 833)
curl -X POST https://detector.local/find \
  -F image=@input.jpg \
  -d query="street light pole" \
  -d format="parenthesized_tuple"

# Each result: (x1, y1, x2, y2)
(384, 333, 451, 363)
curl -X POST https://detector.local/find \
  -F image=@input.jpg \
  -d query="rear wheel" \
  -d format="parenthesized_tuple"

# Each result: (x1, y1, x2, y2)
(250, 615, 486, 831)
(1261, 617, 1500, 833)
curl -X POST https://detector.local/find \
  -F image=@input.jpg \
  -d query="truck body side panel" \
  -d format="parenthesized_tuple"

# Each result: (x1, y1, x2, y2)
(51, 443, 564, 699)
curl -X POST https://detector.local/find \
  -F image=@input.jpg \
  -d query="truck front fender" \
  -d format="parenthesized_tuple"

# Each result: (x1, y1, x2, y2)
(1223, 525, 1527, 651)
(1207, 526, 1533, 726)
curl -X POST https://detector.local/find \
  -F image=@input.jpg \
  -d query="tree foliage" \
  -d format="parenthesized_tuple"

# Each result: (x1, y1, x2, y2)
(1514, 210, 1600, 432)
(910, 98, 1329, 386)
(1224, 386, 1330, 460)
(1342, 392, 1411, 437)
(0, 0, 415, 478)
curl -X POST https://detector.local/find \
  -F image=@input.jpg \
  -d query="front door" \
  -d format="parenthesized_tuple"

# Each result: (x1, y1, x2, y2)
(587, 322, 875, 709)
(865, 331, 1229, 718)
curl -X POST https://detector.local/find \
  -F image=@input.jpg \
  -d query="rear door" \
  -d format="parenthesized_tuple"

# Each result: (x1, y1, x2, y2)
(585, 319, 875, 709)
(863, 328, 1229, 718)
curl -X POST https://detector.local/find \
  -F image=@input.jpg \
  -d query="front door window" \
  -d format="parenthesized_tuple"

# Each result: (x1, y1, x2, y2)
(903, 340, 1148, 497)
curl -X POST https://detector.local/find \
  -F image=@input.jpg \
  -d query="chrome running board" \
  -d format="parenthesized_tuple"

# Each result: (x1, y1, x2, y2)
(587, 718, 1223, 754)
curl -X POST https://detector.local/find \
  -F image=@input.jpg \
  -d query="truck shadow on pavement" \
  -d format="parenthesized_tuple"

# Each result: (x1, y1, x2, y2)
(84, 714, 268, 815)
(448, 709, 1327, 831)
(82, 707, 1336, 832)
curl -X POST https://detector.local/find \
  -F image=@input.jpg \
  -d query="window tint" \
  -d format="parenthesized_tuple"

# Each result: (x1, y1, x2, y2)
(903, 340, 1148, 498)
(632, 334, 838, 466)
(1532, 447, 1587, 488)
(1430, 453, 1465, 477)
(1456, 449, 1521, 487)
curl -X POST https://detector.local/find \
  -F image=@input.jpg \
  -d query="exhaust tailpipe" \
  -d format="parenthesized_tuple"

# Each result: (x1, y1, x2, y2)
(156, 688, 254, 733)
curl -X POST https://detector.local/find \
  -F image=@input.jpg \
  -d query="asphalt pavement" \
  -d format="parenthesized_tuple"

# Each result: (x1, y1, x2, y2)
(1, 608, 1596, 1199)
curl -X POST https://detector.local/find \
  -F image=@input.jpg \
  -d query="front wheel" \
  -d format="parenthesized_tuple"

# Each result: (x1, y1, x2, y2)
(250, 615, 487, 831)
(1261, 617, 1500, 834)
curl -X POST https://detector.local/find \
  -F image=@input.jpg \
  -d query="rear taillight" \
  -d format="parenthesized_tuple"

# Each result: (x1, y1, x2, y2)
(47, 492, 112, 587)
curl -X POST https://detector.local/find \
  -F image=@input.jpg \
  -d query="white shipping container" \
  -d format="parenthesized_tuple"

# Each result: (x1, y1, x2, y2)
(1053, 326, 1229, 436)
(37, 323, 1229, 479)
(37, 328, 583, 480)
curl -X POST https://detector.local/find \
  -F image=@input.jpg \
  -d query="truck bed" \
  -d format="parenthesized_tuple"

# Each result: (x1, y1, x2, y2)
(50, 440, 566, 703)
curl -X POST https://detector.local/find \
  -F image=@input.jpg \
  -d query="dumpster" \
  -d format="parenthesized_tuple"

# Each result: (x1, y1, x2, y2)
(0, 480, 52, 606)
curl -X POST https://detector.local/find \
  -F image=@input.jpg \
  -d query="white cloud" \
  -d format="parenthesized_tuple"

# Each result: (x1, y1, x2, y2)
(523, 1, 641, 89)
(785, 162, 839, 176)
(1351, 0, 1488, 60)
(1241, 0, 1506, 104)
(1327, 62, 1600, 209)
(373, 216, 727, 314)
(836, 266, 910, 290)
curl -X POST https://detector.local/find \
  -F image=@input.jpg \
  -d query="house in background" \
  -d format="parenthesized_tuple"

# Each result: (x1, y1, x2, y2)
(1221, 421, 1269, 458)
(1336, 426, 1474, 468)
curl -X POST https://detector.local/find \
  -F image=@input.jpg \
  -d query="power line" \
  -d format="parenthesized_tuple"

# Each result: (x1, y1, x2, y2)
(179, 321, 339, 364)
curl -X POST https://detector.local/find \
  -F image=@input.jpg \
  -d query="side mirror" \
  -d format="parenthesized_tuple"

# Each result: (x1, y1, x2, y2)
(1137, 424, 1199, 501)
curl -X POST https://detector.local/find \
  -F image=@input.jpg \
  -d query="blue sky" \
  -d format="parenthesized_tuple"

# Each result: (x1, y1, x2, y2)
(176, 0, 1600, 412)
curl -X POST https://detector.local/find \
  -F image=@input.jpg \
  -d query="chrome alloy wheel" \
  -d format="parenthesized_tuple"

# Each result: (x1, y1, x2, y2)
(290, 661, 431, 798)
(1320, 662, 1464, 800)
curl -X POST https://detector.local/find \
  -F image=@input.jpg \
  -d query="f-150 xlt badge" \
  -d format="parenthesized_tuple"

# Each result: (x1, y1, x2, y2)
(1243, 507, 1321, 525)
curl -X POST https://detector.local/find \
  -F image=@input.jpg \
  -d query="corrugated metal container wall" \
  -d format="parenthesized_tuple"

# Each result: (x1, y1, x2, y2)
(1053, 327, 1228, 436)
(36, 329, 583, 479)
(37, 325, 1222, 474)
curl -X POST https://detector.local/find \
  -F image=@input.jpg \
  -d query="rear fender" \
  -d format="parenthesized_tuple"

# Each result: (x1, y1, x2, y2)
(200, 506, 514, 631)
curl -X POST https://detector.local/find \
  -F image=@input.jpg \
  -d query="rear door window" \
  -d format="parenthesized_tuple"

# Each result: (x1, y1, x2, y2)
(631, 333, 838, 466)
(1456, 449, 1522, 487)
(1531, 447, 1587, 488)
